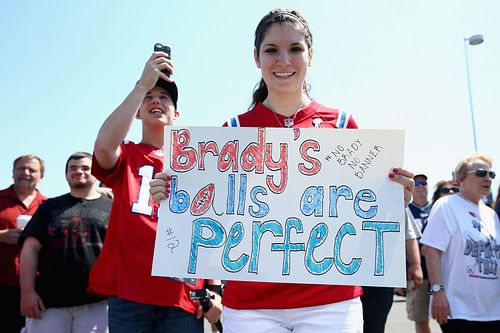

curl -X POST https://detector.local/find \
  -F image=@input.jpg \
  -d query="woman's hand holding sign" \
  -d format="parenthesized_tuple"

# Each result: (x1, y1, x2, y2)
(149, 172, 171, 202)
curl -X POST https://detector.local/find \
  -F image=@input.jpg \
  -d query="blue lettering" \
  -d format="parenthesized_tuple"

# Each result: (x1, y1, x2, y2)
(249, 221, 283, 273)
(249, 186, 269, 218)
(362, 221, 399, 275)
(300, 186, 324, 217)
(334, 223, 361, 275)
(169, 176, 190, 213)
(222, 222, 249, 272)
(271, 218, 305, 275)
(305, 222, 333, 274)
(189, 218, 225, 273)
(226, 174, 235, 214)
(354, 189, 378, 219)
(329, 185, 353, 217)
(237, 174, 247, 215)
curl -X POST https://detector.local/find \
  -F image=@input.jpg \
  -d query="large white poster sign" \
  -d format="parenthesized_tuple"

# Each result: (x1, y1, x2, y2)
(152, 127, 406, 287)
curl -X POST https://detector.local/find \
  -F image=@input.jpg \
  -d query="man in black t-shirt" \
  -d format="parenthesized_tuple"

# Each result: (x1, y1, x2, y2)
(19, 152, 112, 333)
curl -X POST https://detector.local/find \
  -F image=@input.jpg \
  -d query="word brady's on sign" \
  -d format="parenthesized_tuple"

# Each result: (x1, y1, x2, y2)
(153, 127, 407, 287)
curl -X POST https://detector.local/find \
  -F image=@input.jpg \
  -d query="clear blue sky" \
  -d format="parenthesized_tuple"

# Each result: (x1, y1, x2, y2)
(1, 0, 499, 199)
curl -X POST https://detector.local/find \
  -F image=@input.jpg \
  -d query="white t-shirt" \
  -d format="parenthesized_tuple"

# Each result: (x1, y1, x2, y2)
(406, 207, 421, 240)
(421, 194, 500, 321)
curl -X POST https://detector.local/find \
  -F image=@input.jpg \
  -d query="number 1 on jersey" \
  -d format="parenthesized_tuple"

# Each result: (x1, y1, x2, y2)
(132, 165, 155, 216)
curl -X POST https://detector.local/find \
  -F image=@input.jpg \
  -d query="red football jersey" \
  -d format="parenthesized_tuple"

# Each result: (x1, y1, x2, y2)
(224, 99, 358, 129)
(88, 142, 203, 313)
(222, 100, 363, 309)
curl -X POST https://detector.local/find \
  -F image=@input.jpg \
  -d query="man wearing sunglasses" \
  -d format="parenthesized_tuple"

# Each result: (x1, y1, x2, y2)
(422, 154, 500, 332)
(406, 174, 433, 333)
(410, 174, 432, 230)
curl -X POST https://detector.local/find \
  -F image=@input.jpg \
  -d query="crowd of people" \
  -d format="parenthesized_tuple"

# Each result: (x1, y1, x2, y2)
(1, 7, 499, 333)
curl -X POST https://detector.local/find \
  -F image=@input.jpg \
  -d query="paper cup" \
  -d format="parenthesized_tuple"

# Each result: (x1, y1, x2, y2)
(16, 215, 32, 229)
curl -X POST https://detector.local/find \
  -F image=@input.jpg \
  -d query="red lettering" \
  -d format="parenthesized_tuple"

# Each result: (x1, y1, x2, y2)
(265, 143, 288, 194)
(198, 141, 219, 170)
(241, 128, 265, 174)
(298, 140, 321, 175)
(219, 141, 239, 172)
(171, 129, 196, 172)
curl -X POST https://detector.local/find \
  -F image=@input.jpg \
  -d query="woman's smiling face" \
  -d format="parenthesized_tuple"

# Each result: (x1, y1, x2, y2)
(254, 23, 312, 97)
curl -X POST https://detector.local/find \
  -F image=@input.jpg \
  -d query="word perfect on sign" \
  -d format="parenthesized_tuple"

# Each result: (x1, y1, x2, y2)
(153, 127, 407, 288)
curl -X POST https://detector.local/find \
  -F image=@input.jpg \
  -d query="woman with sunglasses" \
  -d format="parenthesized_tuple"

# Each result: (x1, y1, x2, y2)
(421, 153, 500, 332)
(431, 180, 460, 205)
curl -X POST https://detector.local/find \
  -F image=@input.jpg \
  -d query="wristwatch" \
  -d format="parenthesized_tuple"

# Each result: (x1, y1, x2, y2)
(430, 284, 445, 294)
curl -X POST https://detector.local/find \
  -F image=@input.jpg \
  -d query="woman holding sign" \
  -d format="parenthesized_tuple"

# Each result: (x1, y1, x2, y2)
(151, 8, 415, 333)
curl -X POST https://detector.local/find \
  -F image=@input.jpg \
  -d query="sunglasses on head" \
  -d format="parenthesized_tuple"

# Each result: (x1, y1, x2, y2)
(440, 187, 460, 194)
(467, 169, 496, 179)
(415, 180, 427, 186)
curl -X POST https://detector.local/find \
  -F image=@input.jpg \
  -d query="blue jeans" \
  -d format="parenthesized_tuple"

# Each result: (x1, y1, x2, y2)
(108, 297, 203, 333)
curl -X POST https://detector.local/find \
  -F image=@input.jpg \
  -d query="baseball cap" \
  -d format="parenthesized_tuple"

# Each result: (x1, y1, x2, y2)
(413, 174, 427, 180)
(136, 78, 178, 109)
(155, 78, 178, 109)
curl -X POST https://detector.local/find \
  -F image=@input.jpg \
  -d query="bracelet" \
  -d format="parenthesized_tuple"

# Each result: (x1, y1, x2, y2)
(206, 284, 223, 297)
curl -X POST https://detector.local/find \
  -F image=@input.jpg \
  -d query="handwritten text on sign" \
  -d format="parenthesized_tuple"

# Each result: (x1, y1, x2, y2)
(152, 128, 406, 287)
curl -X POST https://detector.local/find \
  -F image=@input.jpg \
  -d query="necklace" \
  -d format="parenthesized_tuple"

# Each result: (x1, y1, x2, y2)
(271, 110, 296, 128)
(264, 100, 305, 128)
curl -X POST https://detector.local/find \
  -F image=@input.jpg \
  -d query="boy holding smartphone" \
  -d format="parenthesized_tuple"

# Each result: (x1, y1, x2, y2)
(88, 49, 222, 332)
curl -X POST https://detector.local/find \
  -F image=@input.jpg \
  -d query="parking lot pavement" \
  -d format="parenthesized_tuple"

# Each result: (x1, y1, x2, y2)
(386, 294, 441, 333)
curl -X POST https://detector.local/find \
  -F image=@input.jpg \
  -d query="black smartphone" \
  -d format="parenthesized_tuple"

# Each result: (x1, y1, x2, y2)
(154, 43, 171, 78)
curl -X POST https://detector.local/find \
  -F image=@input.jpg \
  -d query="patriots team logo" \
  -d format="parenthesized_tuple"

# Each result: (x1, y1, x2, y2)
(153, 150, 164, 157)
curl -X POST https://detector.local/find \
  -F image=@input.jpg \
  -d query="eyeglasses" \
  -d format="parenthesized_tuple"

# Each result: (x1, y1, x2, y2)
(415, 180, 428, 187)
(467, 169, 496, 179)
(440, 187, 460, 194)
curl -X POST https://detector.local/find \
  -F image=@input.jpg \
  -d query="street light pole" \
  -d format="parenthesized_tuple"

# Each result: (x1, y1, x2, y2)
(463, 34, 484, 152)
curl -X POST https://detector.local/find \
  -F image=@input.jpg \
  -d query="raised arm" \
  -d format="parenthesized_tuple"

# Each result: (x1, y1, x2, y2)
(94, 52, 173, 170)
